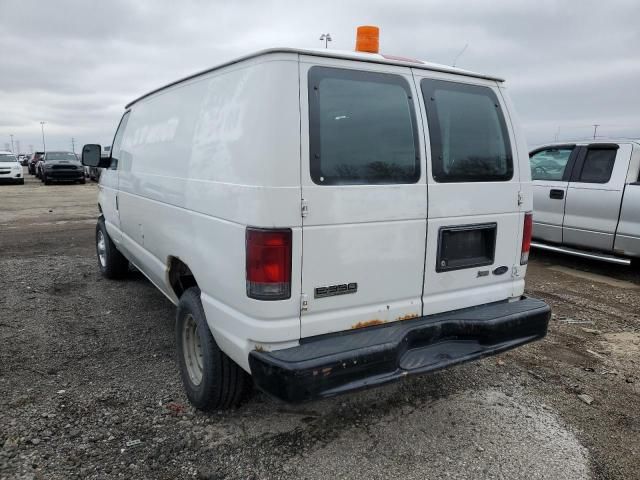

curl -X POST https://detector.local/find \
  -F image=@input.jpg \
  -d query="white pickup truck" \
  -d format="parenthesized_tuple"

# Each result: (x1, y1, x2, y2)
(530, 139, 640, 266)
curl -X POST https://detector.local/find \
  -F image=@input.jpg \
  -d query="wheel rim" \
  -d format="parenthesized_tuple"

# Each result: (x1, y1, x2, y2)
(182, 314, 204, 386)
(97, 230, 107, 267)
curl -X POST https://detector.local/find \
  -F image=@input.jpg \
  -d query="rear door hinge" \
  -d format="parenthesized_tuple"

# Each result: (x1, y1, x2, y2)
(517, 191, 524, 206)
(300, 293, 309, 313)
(301, 199, 309, 218)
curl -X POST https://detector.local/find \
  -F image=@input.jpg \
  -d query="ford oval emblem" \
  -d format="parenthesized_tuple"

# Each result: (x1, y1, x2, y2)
(493, 266, 508, 276)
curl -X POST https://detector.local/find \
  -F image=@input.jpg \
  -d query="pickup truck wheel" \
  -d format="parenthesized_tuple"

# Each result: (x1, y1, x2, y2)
(96, 217, 129, 279)
(176, 287, 249, 410)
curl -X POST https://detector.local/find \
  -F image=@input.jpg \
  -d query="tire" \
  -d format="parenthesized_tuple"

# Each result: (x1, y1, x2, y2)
(176, 287, 249, 410)
(96, 216, 129, 279)
(17, 178, 24, 185)
(630, 258, 640, 270)
(79, 178, 86, 184)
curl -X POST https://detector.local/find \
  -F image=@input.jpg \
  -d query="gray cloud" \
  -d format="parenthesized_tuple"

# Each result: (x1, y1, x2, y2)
(1, 0, 638, 153)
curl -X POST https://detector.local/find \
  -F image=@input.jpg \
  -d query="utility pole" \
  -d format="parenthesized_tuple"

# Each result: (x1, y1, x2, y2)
(319, 33, 332, 49)
(71, 137, 76, 153)
(40, 121, 46, 152)
(592, 124, 599, 139)
(16, 140, 21, 155)
(10, 134, 14, 153)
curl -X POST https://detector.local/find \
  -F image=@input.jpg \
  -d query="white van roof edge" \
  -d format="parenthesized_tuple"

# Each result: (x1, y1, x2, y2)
(125, 47, 504, 109)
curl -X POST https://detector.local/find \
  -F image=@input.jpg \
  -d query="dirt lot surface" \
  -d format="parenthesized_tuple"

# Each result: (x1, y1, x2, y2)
(1, 171, 639, 479)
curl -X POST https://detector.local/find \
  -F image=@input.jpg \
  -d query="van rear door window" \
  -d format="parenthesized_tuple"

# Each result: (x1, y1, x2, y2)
(308, 66, 420, 185)
(421, 79, 513, 183)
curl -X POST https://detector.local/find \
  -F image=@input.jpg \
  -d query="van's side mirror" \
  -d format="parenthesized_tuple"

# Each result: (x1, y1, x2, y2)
(82, 144, 110, 167)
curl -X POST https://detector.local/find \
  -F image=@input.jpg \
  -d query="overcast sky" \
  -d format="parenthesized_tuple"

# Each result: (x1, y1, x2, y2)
(1, 0, 639, 153)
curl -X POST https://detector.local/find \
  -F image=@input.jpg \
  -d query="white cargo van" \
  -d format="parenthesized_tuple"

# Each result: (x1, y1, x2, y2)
(530, 139, 640, 266)
(82, 34, 550, 409)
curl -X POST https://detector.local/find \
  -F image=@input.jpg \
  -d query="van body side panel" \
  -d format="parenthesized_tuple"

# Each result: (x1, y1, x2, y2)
(299, 57, 428, 338)
(414, 71, 525, 316)
(562, 144, 632, 252)
(98, 172, 121, 243)
(115, 54, 302, 371)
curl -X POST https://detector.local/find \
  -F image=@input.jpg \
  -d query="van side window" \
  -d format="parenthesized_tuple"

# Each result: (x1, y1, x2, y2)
(308, 67, 420, 185)
(529, 147, 574, 181)
(421, 79, 512, 183)
(110, 111, 131, 170)
(578, 147, 616, 183)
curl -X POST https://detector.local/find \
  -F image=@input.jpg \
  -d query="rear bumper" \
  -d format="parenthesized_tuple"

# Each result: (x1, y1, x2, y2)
(249, 296, 550, 403)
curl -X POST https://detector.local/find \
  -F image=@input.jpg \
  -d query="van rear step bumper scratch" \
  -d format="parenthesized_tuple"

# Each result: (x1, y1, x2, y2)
(249, 297, 550, 403)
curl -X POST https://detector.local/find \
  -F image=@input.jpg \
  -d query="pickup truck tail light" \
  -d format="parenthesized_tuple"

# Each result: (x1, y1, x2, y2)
(246, 228, 292, 300)
(520, 212, 533, 265)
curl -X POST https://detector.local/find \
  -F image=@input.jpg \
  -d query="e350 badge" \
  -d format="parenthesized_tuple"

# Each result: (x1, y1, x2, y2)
(314, 282, 358, 299)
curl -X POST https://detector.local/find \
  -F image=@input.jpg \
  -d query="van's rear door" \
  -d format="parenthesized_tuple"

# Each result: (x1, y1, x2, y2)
(299, 57, 427, 338)
(413, 72, 525, 315)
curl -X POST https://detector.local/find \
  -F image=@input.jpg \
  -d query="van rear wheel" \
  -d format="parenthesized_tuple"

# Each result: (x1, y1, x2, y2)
(630, 258, 640, 270)
(176, 287, 249, 410)
(96, 217, 129, 279)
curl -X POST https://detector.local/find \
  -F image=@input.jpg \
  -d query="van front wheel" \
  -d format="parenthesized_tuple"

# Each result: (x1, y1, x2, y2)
(96, 217, 129, 279)
(176, 287, 249, 410)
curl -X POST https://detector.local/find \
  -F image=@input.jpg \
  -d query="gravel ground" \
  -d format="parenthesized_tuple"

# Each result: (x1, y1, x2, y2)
(1, 172, 639, 479)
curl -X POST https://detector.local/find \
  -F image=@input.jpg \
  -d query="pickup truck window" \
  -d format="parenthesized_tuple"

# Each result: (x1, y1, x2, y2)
(308, 66, 420, 185)
(530, 147, 573, 181)
(578, 148, 616, 183)
(421, 79, 512, 183)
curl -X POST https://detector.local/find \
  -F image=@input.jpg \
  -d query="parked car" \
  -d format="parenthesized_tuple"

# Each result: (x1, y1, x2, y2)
(18, 155, 29, 166)
(82, 33, 550, 410)
(28, 151, 44, 175)
(38, 151, 85, 185)
(530, 139, 640, 267)
(0, 151, 24, 184)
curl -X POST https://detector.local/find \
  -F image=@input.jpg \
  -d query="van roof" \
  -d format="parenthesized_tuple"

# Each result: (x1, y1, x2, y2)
(126, 47, 504, 109)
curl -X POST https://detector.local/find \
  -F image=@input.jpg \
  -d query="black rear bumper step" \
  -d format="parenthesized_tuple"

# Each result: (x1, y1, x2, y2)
(249, 296, 550, 403)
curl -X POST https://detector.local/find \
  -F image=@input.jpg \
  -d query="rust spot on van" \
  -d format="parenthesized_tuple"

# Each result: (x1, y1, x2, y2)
(351, 319, 385, 330)
(397, 313, 419, 321)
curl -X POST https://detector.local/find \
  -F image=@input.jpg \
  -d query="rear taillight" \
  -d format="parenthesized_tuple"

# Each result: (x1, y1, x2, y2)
(246, 228, 292, 300)
(520, 212, 533, 265)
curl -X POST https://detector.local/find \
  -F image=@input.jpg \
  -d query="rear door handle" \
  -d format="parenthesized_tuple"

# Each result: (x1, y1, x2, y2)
(549, 189, 564, 200)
